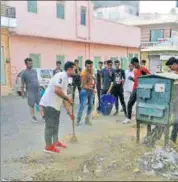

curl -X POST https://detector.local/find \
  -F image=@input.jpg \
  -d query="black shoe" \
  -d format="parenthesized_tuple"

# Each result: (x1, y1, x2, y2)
(114, 111, 118, 116)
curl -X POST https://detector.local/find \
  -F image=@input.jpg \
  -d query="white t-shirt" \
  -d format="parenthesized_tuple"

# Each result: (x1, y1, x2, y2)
(124, 69, 134, 92)
(40, 71, 69, 111)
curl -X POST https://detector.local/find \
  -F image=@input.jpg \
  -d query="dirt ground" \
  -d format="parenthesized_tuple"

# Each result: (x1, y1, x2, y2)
(6, 113, 177, 181)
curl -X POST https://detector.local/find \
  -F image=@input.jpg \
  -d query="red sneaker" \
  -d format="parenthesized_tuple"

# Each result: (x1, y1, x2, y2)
(44, 145, 60, 153)
(54, 141, 67, 148)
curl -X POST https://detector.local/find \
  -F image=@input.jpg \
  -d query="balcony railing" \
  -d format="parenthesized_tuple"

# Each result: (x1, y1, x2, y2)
(1, 4, 16, 18)
(141, 38, 178, 49)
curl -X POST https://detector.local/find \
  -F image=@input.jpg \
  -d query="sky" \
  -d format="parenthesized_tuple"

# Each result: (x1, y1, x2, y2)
(139, 1, 176, 14)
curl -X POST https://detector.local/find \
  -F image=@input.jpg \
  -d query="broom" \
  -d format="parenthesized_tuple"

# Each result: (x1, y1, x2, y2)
(69, 86, 78, 143)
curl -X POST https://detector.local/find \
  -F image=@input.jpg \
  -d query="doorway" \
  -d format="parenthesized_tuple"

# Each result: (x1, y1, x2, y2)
(149, 55, 161, 74)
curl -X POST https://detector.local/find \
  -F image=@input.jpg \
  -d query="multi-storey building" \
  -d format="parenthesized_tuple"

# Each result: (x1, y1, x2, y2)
(1, 1, 140, 95)
(1, 2, 17, 95)
(94, 1, 139, 21)
(120, 14, 178, 73)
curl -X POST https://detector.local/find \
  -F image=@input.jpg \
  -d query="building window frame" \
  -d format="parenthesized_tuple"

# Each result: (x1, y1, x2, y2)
(27, 0, 38, 14)
(29, 53, 41, 68)
(1, 46, 6, 85)
(80, 6, 86, 26)
(56, 1, 65, 19)
(56, 54, 65, 70)
(150, 29, 164, 42)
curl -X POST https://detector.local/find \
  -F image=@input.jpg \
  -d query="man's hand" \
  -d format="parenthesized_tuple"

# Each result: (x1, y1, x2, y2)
(128, 76, 134, 82)
(94, 89, 97, 94)
(68, 111, 75, 121)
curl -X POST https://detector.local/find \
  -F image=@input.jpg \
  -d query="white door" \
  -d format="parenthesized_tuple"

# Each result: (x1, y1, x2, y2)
(149, 55, 161, 74)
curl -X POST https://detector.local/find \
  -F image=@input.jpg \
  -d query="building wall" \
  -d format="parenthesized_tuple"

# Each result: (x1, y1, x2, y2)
(6, 1, 140, 48)
(1, 28, 12, 96)
(141, 23, 178, 42)
(94, 5, 138, 20)
(141, 50, 178, 72)
(9, 35, 139, 85)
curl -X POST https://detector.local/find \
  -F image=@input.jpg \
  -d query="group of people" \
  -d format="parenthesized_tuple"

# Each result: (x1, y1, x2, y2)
(20, 56, 178, 153)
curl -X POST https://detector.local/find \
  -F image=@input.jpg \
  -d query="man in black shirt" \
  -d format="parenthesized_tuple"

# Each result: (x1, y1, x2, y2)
(112, 60, 127, 116)
(96, 61, 104, 112)
(53, 61, 63, 76)
(72, 59, 82, 102)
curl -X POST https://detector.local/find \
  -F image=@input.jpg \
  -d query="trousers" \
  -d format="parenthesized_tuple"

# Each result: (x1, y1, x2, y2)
(77, 89, 94, 123)
(112, 86, 127, 115)
(44, 106, 60, 146)
(127, 89, 137, 119)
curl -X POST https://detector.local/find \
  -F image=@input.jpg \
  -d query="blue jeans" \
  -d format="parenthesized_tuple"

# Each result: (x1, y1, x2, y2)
(77, 89, 94, 123)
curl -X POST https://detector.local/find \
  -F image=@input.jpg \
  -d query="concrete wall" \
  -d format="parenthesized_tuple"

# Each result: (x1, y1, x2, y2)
(6, 1, 140, 48)
(141, 23, 178, 42)
(9, 35, 139, 85)
(1, 28, 12, 95)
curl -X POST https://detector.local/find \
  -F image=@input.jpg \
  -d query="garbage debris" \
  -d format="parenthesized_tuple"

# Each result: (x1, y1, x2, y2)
(138, 147, 178, 180)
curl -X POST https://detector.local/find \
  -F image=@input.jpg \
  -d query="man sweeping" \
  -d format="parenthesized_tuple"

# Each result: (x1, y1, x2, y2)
(40, 61, 75, 153)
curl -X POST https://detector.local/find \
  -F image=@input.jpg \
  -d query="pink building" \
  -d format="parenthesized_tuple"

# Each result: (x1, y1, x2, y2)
(5, 1, 140, 88)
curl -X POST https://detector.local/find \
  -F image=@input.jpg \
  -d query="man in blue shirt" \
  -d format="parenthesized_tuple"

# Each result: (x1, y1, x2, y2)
(101, 60, 115, 95)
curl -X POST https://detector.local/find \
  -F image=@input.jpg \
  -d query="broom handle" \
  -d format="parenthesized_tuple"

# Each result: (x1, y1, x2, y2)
(72, 104, 75, 135)
(72, 88, 76, 135)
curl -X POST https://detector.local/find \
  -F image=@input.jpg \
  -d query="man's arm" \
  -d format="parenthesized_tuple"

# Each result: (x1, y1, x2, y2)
(21, 73, 25, 97)
(122, 70, 125, 84)
(107, 71, 114, 94)
(63, 100, 74, 120)
(21, 79, 25, 97)
(54, 86, 72, 105)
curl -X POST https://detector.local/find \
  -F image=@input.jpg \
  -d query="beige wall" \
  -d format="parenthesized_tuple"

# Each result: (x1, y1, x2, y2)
(6, 1, 140, 48)
(1, 28, 12, 96)
(140, 23, 178, 42)
(9, 35, 139, 85)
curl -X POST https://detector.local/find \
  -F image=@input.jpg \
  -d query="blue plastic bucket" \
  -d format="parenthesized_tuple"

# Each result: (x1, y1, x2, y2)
(100, 94, 115, 115)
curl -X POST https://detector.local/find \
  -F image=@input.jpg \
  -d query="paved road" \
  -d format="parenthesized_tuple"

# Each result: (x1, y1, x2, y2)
(1, 95, 97, 179)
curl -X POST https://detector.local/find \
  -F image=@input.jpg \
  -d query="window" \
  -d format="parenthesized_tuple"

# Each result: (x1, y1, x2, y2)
(110, 57, 118, 61)
(97, 12, 103, 18)
(150, 29, 164, 42)
(120, 57, 130, 70)
(128, 53, 133, 61)
(93, 56, 101, 71)
(1, 46, 6, 84)
(80, 7, 86, 26)
(77, 56, 83, 68)
(56, 1, 65, 19)
(56, 55, 65, 70)
(29, 53, 41, 68)
(177, 0, 178, 7)
(134, 53, 139, 58)
(27, 0, 37, 13)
